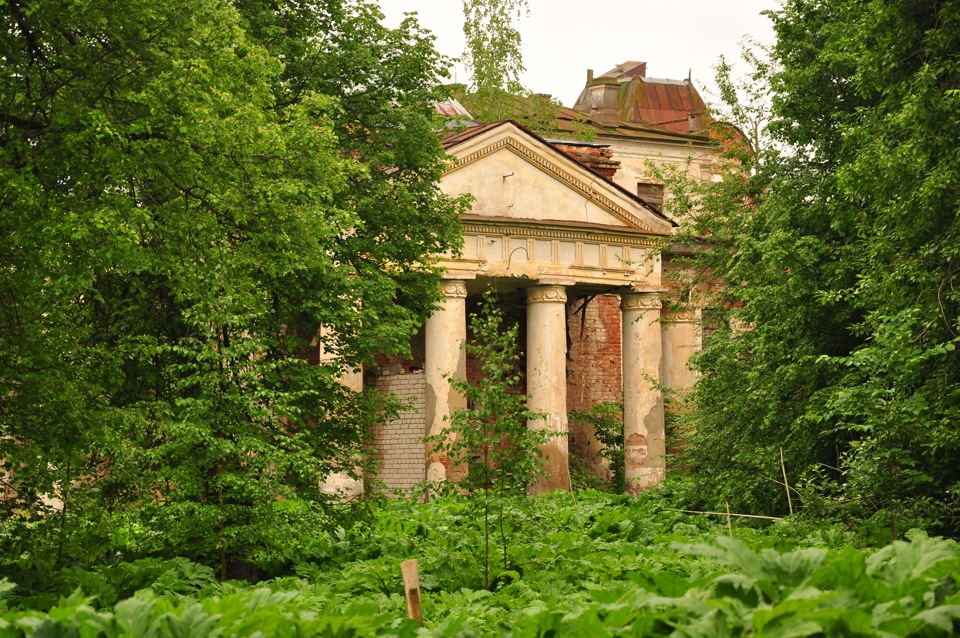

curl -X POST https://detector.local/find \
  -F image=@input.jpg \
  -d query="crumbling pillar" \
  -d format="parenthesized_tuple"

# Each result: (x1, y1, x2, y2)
(621, 291, 665, 495)
(424, 279, 468, 483)
(661, 306, 701, 399)
(526, 284, 571, 494)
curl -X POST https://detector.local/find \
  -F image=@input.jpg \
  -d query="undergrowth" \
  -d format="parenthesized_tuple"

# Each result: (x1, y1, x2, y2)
(2, 489, 959, 636)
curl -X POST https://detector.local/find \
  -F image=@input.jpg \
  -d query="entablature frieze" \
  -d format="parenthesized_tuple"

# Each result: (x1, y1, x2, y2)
(441, 219, 665, 290)
(461, 220, 664, 248)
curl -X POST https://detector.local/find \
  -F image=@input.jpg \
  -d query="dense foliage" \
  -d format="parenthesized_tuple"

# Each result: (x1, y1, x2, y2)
(4, 491, 960, 636)
(671, 0, 960, 537)
(4, 0, 959, 632)
(571, 402, 625, 493)
(0, 0, 464, 570)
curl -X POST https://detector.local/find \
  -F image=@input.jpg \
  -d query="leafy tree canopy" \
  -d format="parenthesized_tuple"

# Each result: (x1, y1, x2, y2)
(0, 0, 465, 569)
(674, 0, 960, 538)
(462, 0, 528, 96)
(457, 0, 589, 138)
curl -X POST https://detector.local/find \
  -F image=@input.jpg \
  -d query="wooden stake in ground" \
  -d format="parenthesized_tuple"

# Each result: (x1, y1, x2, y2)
(400, 559, 423, 627)
(780, 447, 794, 515)
(725, 501, 733, 537)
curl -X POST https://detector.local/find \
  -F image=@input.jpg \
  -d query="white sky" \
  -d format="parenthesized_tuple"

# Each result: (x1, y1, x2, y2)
(376, 0, 780, 107)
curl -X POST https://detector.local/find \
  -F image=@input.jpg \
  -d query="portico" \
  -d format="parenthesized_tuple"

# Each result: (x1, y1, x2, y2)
(411, 120, 677, 494)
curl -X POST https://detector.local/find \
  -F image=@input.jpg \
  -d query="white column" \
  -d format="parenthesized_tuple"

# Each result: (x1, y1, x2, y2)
(661, 306, 701, 400)
(424, 279, 468, 483)
(526, 284, 571, 494)
(621, 291, 665, 495)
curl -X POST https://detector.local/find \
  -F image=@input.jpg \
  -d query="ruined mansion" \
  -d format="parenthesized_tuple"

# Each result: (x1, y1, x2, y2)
(329, 61, 725, 497)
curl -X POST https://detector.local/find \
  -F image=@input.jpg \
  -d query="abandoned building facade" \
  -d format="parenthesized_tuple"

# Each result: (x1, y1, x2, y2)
(335, 62, 722, 497)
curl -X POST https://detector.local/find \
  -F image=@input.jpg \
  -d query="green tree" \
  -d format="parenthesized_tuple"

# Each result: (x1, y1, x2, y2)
(0, 0, 465, 571)
(675, 0, 960, 538)
(458, 0, 589, 138)
(462, 0, 528, 97)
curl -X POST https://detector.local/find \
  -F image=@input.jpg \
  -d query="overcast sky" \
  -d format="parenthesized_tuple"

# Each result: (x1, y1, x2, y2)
(376, 0, 780, 107)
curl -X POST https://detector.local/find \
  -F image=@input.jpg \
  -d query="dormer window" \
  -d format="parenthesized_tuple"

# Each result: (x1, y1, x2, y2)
(637, 182, 664, 208)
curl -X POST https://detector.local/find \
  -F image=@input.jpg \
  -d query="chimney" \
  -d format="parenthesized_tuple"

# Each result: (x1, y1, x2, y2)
(620, 61, 646, 79)
(553, 143, 621, 181)
(588, 76, 620, 128)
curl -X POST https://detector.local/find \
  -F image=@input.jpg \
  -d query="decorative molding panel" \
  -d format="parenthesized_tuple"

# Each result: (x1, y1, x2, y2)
(462, 222, 661, 248)
(440, 280, 468, 298)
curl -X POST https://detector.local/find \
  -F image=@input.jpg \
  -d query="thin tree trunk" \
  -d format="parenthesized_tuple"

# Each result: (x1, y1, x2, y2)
(500, 467, 507, 571)
(55, 461, 71, 571)
(483, 442, 490, 590)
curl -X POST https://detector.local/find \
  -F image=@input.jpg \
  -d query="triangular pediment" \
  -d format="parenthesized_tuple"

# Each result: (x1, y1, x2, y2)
(441, 122, 674, 236)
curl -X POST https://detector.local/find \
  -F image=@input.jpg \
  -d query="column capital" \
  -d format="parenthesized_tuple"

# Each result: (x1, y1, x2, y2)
(526, 285, 567, 304)
(439, 279, 468, 299)
(621, 291, 662, 311)
(661, 306, 700, 323)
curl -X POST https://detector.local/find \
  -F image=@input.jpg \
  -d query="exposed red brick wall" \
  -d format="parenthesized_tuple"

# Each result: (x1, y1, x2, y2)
(566, 294, 622, 478)
(552, 143, 621, 180)
(465, 294, 527, 396)
(371, 328, 426, 374)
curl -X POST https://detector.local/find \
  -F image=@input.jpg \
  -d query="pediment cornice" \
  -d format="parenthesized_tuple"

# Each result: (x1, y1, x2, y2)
(444, 132, 672, 236)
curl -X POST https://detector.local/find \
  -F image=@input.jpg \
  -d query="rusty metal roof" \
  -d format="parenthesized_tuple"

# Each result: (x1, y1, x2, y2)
(555, 110, 711, 144)
(433, 98, 473, 118)
(440, 121, 506, 149)
(599, 61, 648, 81)
(572, 62, 710, 136)
(623, 78, 707, 134)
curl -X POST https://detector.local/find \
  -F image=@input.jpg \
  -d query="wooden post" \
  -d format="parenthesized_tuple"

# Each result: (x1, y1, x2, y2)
(400, 559, 423, 627)
(725, 501, 733, 537)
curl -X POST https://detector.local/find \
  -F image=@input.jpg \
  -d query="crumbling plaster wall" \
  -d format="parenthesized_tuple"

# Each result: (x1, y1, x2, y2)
(599, 136, 717, 217)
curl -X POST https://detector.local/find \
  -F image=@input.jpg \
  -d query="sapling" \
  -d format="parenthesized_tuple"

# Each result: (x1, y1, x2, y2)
(426, 291, 551, 589)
